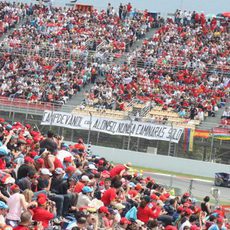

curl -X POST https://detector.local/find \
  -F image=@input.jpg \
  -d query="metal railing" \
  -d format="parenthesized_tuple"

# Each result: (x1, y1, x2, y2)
(0, 96, 60, 115)
(130, 57, 230, 75)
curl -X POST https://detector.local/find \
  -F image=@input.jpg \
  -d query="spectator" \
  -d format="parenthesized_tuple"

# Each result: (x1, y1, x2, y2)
(5, 184, 27, 227)
(32, 196, 55, 229)
(0, 201, 8, 228)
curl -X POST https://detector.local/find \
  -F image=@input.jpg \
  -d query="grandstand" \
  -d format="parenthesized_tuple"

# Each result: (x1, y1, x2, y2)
(0, 2, 229, 162)
(0, 3, 230, 230)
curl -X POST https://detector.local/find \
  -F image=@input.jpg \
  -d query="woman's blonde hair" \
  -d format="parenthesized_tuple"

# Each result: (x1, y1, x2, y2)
(23, 189, 34, 203)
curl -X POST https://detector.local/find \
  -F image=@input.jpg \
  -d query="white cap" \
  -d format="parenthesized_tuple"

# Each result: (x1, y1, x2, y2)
(55, 167, 65, 175)
(81, 175, 90, 182)
(4, 177, 15, 184)
(88, 164, 97, 170)
(40, 168, 52, 176)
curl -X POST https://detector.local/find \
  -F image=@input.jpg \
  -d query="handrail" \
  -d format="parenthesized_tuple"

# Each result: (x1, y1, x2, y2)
(0, 96, 60, 111)
(130, 58, 230, 74)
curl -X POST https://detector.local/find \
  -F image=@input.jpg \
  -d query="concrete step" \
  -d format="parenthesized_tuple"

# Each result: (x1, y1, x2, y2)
(198, 103, 229, 130)
(63, 28, 158, 110)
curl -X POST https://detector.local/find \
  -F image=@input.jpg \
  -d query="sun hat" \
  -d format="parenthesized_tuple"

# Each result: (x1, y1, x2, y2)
(114, 203, 125, 210)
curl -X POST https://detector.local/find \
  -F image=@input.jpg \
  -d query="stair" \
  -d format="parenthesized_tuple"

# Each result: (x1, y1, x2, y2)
(198, 102, 230, 130)
(62, 28, 158, 111)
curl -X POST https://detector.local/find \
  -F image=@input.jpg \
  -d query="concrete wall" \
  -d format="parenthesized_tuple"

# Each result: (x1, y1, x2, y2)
(91, 145, 230, 178)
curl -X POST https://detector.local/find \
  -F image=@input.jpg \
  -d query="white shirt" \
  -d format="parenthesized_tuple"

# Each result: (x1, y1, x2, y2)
(76, 193, 91, 208)
(179, 220, 191, 230)
(0, 215, 6, 226)
(56, 150, 73, 163)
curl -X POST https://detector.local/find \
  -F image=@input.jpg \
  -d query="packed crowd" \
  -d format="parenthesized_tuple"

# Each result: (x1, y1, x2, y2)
(130, 14, 229, 71)
(0, 119, 229, 230)
(84, 11, 229, 121)
(0, 2, 28, 37)
(220, 107, 230, 126)
(0, 2, 155, 104)
(84, 63, 228, 121)
(1, 3, 153, 56)
(0, 52, 98, 104)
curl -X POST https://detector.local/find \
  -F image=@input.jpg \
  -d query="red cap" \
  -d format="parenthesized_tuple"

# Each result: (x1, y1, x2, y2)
(194, 206, 201, 214)
(37, 197, 47, 206)
(165, 225, 177, 230)
(184, 208, 193, 215)
(120, 217, 131, 225)
(177, 206, 184, 212)
(99, 206, 109, 214)
(37, 193, 47, 200)
(36, 158, 44, 165)
(183, 202, 190, 208)
(24, 156, 34, 164)
(26, 139, 33, 145)
(183, 192, 190, 197)
(25, 124, 31, 129)
(150, 194, 159, 200)
(98, 160, 104, 165)
(164, 193, 170, 198)
(29, 151, 37, 158)
(159, 194, 167, 201)
(30, 131, 37, 137)
(66, 166, 76, 172)
(33, 136, 40, 143)
(10, 184, 20, 192)
(64, 156, 72, 163)
(217, 217, 224, 224)
(101, 170, 110, 178)
(135, 183, 142, 191)
(146, 176, 151, 180)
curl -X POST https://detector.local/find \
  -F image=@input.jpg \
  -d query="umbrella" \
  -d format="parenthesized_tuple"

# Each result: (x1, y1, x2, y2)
(222, 12, 230, 18)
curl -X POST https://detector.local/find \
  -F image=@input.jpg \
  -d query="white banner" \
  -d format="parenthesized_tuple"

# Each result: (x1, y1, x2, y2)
(41, 111, 184, 143)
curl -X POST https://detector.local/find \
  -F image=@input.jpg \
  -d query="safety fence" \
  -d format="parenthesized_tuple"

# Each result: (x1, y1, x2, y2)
(0, 108, 229, 165)
(129, 56, 230, 75)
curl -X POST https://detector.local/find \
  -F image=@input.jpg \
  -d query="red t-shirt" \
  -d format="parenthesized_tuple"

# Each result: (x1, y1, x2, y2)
(101, 188, 116, 206)
(73, 143, 86, 151)
(110, 165, 126, 178)
(137, 206, 160, 223)
(54, 157, 63, 169)
(32, 207, 54, 228)
(0, 158, 6, 169)
(128, 189, 138, 198)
